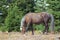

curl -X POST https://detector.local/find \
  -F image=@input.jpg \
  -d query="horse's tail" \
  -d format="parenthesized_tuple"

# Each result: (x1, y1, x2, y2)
(20, 16, 25, 31)
(49, 14, 54, 33)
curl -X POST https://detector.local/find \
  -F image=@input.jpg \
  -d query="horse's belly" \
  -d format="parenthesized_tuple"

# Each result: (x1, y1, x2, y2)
(32, 19, 42, 24)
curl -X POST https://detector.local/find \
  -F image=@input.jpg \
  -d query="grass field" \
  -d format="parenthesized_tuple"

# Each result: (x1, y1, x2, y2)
(0, 31, 60, 40)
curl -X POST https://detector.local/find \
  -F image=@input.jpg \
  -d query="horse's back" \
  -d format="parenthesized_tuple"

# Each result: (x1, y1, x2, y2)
(24, 12, 50, 24)
(24, 12, 43, 24)
(25, 12, 50, 19)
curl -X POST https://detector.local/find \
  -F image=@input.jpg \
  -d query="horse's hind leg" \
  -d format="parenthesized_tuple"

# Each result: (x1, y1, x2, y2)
(43, 26, 47, 34)
(46, 23, 49, 33)
(43, 22, 49, 34)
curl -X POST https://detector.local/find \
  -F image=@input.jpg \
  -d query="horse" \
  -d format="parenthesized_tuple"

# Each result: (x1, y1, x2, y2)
(20, 12, 54, 35)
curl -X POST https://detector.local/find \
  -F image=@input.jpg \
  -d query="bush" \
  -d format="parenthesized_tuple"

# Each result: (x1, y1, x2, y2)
(4, 5, 23, 32)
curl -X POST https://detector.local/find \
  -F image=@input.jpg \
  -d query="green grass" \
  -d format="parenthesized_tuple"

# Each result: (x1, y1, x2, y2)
(34, 24, 44, 31)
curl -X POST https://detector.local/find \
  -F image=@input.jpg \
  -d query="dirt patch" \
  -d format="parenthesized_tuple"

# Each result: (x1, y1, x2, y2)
(0, 32, 8, 40)
(0, 32, 60, 40)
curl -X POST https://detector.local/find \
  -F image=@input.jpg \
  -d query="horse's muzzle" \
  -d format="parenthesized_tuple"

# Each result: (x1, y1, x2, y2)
(20, 27, 22, 31)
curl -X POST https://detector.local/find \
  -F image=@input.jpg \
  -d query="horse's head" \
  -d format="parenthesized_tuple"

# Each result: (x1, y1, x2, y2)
(20, 25, 26, 34)
(20, 19, 26, 33)
(20, 21, 24, 31)
(20, 16, 26, 31)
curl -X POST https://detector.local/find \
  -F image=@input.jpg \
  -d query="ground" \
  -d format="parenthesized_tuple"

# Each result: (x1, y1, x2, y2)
(0, 31, 60, 40)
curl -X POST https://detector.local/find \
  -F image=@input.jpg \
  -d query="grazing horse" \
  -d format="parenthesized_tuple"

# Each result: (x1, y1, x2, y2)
(20, 12, 54, 35)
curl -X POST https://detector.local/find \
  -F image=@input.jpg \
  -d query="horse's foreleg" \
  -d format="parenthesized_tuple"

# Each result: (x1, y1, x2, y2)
(26, 22, 30, 31)
(31, 27, 34, 35)
(30, 24, 34, 35)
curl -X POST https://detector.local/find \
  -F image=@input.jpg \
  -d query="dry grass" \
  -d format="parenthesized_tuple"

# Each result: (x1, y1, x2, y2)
(0, 32, 8, 40)
(0, 31, 60, 40)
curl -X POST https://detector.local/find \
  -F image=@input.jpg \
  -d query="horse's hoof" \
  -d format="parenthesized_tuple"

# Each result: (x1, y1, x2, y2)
(32, 33, 34, 35)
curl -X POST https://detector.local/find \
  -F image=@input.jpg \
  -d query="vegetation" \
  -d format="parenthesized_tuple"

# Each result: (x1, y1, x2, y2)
(0, 0, 60, 32)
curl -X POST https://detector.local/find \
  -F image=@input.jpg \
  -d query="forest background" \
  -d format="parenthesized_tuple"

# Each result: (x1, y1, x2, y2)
(0, 0, 60, 32)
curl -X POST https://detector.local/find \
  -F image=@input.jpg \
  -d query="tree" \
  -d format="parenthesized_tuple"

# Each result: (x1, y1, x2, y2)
(4, 0, 35, 31)
(34, 0, 49, 12)
(0, 0, 60, 32)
